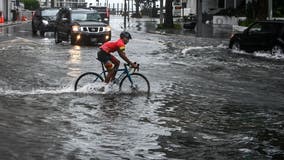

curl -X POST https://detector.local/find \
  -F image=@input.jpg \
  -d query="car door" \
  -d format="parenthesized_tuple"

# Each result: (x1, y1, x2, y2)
(240, 22, 272, 52)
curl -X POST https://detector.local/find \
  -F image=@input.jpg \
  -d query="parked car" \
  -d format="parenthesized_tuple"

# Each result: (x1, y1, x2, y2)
(32, 8, 59, 36)
(54, 8, 111, 45)
(89, 6, 110, 24)
(229, 20, 284, 55)
(183, 14, 197, 30)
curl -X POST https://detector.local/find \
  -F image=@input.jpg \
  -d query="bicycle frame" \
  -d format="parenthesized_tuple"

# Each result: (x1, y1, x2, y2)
(99, 62, 134, 85)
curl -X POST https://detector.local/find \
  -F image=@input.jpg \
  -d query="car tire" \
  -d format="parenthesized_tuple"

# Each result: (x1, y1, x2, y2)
(231, 41, 240, 51)
(271, 45, 284, 55)
(70, 35, 76, 45)
(40, 31, 45, 37)
(54, 31, 62, 44)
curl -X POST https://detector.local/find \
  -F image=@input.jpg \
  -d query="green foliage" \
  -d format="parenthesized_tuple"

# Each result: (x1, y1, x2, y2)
(238, 19, 255, 27)
(20, 0, 40, 10)
(157, 23, 182, 30)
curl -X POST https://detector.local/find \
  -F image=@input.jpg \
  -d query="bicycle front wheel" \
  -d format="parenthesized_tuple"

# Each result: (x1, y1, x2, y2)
(74, 72, 104, 91)
(119, 73, 150, 94)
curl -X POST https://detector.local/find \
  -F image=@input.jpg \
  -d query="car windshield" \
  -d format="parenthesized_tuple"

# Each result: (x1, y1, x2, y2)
(72, 12, 101, 21)
(42, 9, 58, 17)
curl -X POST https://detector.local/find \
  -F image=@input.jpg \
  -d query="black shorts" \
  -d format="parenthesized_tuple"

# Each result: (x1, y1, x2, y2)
(97, 49, 111, 63)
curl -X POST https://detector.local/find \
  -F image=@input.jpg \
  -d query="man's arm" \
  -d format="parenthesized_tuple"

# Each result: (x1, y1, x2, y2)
(118, 51, 137, 67)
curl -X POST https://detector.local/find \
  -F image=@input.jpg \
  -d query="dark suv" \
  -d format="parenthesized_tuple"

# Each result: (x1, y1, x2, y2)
(89, 6, 110, 24)
(229, 20, 284, 54)
(32, 8, 59, 36)
(54, 8, 111, 45)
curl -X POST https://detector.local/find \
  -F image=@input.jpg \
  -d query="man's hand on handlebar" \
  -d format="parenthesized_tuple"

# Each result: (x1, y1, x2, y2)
(130, 62, 138, 69)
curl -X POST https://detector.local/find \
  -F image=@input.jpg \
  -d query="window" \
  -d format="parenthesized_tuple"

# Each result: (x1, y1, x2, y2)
(42, 9, 59, 17)
(72, 12, 101, 21)
(248, 23, 262, 33)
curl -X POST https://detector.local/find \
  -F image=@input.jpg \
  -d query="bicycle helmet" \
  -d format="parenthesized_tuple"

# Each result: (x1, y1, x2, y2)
(120, 31, 132, 39)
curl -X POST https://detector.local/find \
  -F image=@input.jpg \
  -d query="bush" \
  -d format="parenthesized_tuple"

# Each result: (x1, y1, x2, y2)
(157, 23, 182, 30)
(238, 19, 255, 27)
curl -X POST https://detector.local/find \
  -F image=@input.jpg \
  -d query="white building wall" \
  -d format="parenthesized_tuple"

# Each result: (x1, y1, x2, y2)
(187, 0, 245, 15)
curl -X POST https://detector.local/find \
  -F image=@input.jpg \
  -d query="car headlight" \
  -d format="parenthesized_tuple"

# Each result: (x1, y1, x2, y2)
(42, 20, 48, 25)
(104, 18, 109, 22)
(104, 26, 111, 32)
(72, 25, 81, 32)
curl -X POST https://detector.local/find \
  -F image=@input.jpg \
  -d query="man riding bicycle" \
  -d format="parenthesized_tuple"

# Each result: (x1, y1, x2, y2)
(97, 31, 138, 84)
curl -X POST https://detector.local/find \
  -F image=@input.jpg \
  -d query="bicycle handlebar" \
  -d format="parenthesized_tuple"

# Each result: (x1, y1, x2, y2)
(124, 62, 140, 72)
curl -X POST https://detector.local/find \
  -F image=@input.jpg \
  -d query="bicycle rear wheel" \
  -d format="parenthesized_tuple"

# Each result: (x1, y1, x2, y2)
(119, 73, 150, 94)
(74, 72, 104, 91)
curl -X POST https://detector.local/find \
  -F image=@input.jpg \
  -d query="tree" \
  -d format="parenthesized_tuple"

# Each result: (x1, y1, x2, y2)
(164, 0, 173, 28)
(246, 0, 267, 20)
(133, 0, 144, 17)
(256, 0, 268, 20)
(133, 0, 158, 17)
(20, 0, 40, 10)
(273, 0, 284, 17)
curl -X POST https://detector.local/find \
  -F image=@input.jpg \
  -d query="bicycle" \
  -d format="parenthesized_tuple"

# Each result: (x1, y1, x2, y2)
(74, 62, 150, 94)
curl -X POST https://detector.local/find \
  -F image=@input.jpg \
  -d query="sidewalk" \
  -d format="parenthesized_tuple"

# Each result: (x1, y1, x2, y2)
(0, 20, 31, 27)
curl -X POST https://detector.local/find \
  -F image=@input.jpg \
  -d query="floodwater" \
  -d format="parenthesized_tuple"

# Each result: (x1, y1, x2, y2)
(0, 16, 283, 159)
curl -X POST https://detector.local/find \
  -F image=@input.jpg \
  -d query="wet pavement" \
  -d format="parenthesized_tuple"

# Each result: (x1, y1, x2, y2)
(0, 16, 283, 160)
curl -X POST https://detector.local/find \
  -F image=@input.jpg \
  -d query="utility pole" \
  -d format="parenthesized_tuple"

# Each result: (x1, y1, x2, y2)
(268, 0, 272, 20)
(197, 0, 202, 37)
(127, 0, 130, 22)
(124, 0, 127, 29)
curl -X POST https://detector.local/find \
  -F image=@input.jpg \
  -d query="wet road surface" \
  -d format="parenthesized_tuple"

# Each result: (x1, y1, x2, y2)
(0, 16, 283, 160)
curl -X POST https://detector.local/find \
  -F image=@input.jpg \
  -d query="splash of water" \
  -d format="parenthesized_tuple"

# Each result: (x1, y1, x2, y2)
(0, 82, 119, 96)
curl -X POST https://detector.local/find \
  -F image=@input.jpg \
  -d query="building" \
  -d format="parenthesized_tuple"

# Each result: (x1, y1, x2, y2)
(42, 0, 87, 8)
(182, 0, 245, 15)
(0, 0, 19, 21)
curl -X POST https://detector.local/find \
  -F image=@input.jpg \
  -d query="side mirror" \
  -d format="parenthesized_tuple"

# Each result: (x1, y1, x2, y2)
(62, 17, 68, 22)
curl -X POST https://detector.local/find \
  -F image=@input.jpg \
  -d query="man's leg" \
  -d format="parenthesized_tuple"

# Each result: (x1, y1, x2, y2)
(109, 56, 120, 82)
(104, 61, 115, 83)
(104, 56, 120, 83)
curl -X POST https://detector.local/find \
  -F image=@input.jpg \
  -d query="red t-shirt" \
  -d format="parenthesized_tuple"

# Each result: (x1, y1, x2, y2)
(100, 38, 125, 54)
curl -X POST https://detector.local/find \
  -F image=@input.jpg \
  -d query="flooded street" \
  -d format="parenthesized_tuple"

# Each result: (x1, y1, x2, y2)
(0, 16, 283, 159)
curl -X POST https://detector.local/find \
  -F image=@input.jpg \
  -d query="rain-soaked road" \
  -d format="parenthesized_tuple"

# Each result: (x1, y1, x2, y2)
(0, 16, 283, 160)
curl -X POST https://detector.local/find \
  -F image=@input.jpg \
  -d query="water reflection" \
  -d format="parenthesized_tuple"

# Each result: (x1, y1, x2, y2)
(67, 46, 81, 77)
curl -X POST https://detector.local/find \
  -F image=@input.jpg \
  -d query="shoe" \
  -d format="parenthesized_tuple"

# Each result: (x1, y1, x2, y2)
(97, 86, 105, 92)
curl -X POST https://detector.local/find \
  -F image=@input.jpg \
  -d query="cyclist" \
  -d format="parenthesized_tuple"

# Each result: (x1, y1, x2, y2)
(97, 31, 138, 84)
